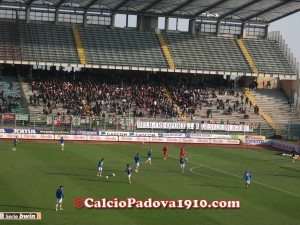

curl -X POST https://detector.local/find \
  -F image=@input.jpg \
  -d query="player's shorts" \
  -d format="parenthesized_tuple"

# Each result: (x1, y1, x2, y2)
(56, 198, 63, 203)
(246, 180, 250, 184)
(148, 157, 151, 161)
(181, 163, 185, 169)
(136, 163, 140, 167)
(128, 174, 132, 178)
(98, 167, 102, 171)
(61, 143, 64, 146)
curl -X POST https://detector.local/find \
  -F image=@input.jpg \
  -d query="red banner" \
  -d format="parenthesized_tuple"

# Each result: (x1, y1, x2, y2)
(2, 114, 15, 121)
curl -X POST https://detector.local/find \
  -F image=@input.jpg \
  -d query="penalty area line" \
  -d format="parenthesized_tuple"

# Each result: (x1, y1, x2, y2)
(169, 155, 300, 198)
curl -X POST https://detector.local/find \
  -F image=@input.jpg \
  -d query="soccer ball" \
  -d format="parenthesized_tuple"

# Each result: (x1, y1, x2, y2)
(106, 176, 109, 179)
(112, 173, 115, 176)
(185, 157, 188, 161)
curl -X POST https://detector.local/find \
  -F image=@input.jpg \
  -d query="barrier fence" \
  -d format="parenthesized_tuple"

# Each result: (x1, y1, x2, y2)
(0, 113, 299, 140)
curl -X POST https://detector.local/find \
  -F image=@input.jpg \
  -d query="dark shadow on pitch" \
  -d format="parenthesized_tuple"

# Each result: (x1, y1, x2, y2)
(71, 178, 127, 184)
(48, 172, 84, 177)
(191, 184, 242, 189)
(0, 204, 53, 211)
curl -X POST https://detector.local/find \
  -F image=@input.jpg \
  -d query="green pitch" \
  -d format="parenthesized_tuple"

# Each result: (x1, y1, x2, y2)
(0, 142, 299, 225)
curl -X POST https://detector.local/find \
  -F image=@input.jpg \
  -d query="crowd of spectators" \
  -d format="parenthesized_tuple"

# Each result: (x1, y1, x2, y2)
(0, 84, 21, 113)
(30, 70, 175, 118)
(29, 70, 258, 123)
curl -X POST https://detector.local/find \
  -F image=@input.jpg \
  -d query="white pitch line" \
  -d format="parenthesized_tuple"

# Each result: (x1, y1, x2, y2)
(190, 166, 238, 181)
(170, 155, 300, 198)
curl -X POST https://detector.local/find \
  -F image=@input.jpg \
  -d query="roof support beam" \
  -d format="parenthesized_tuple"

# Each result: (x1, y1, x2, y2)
(56, 0, 67, 7)
(166, 0, 197, 16)
(218, 0, 262, 20)
(191, 0, 229, 18)
(112, 0, 132, 11)
(26, 0, 35, 6)
(141, 0, 164, 13)
(85, 0, 99, 10)
(269, 7, 300, 23)
(243, 1, 291, 21)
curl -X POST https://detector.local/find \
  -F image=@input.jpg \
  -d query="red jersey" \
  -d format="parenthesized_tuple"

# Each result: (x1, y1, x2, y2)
(163, 146, 168, 152)
(180, 147, 185, 155)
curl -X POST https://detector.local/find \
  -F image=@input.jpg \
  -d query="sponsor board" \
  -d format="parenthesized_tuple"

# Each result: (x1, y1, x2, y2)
(244, 139, 269, 145)
(0, 133, 21, 139)
(129, 132, 157, 137)
(54, 135, 87, 141)
(245, 135, 265, 140)
(158, 133, 185, 138)
(271, 140, 299, 152)
(211, 134, 231, 139)
(70, 130, 98, 136)
(185, 133, 212, 138)
(100, 132, 129, 136)
(210, 139, 240, 145)
(22, 134, 54, 140)
(180, 138, 210, 144)
(119, 136, 150, 142)
(39, 130, 70, 134)
(149, 137, 168, 143)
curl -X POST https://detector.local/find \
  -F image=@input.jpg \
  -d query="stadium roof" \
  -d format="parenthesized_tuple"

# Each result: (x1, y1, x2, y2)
(1, 0, 300, 23)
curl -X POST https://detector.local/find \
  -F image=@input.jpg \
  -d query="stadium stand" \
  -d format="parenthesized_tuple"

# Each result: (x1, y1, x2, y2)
(19, 22, 79, 64)
(163, 33, 252, 72)
(0, 77, 27, 114)
(242, 38, 295, 75)
(249, 89, 300, 131)
(0, 21, 21, 61)
(77, 26, 168, 68)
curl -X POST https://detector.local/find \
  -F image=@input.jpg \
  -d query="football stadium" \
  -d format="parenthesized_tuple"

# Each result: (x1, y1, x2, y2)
(0, 0, 300, 224)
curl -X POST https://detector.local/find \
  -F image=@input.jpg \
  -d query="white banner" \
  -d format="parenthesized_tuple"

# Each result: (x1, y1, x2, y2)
(22, 134, 54, 140)
(211, 139, 240, 145)
(211, 134, 231, 139)
(180, 138, 210, 144)
(137, 121, 253, 132)
(119, 136, 150, 142)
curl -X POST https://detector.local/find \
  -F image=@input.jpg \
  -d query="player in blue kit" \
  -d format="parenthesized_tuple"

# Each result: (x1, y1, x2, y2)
(55, 186, 64, 211)
(97, 158, 104, 177)
(126, 164, 132, 184)
(59, 137, 64, 151)
(134, 153, 141, 173)
(244, 171, 252, 189)
(145, 149, 153, 165)
(12, 136, 18, 151)
(180, 157, 186, 173)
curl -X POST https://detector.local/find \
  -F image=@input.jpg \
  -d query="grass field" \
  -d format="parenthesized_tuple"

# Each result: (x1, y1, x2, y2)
(0, 142, 300, 225)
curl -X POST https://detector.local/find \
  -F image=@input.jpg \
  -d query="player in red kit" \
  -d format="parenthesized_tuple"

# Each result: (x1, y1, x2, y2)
(163, 145, 168, 160)
(180, 146, 185, 158)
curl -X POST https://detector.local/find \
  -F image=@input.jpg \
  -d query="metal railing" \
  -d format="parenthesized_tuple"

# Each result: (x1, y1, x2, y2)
(1, 113, 299, 139)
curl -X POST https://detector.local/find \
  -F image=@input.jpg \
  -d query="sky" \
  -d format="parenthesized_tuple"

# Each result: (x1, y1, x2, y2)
(115, 12, 300, 64)
(270, 12, 300, 64)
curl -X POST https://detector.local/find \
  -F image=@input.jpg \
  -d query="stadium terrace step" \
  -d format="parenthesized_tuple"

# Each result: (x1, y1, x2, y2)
(236, 39, 258, 74)
(72, 25, 87, 65)
(243, 88, 276, 130)
(156, 33, 175, 69)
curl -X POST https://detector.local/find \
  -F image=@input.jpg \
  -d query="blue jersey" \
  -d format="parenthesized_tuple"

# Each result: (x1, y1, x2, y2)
(244, 172, 251, 181)
(60, 138, 64, 144)
(180, 158, 185, 165)
(134, 155, 141, 163)
(126, 167, 132, 175)
(13, 138, 18, 145)
(56, 189, 64, 199)
(98, 160, 103, 168)
(147, 151, 152, 158)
